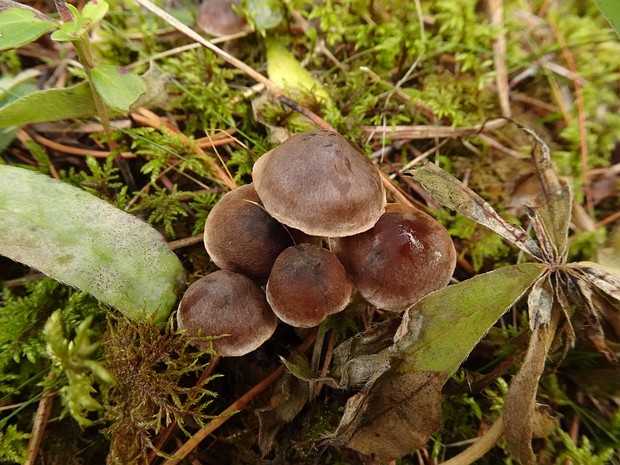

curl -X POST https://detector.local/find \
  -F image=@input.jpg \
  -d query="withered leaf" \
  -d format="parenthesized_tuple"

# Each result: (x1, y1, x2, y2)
(406, 162, 543, 260)
(571, 262, 620, 302)
(256, 372, 309, 456)
(329, 370, 442, 463)
(527, 271, 553, 329)
(503, 312, 559, 465)
(523, 128, 573, 262)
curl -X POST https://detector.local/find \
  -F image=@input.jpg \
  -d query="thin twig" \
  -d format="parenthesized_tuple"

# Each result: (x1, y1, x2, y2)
(363, 118, 507, 140)
(489, 0, 511, 118)
(162, 332, 317, 465)
(25, 386, 56, 465)
(549, 18, 592, 214)
(25, 130, 136, 158)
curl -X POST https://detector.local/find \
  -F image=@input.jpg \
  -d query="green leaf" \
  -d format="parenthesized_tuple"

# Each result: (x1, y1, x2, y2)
(0, 7, 56, 51)
(91, 64, 147, 112)
(81, 0, 108, 24)
(266, 37, 333, 105)
(594, 0, 620, 35)
(394, 262, 547, 376)
(51, 20, 89, 41)
(0, 166, 186, 323)
(0, 82, 96, 128)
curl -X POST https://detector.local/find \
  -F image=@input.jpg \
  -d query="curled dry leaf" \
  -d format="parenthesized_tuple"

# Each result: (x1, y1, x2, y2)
(406, 162, 543, 260)
(503, 311, 559, 465)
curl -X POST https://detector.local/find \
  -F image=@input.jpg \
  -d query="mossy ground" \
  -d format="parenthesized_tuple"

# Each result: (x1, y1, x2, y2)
(1, 0, 619, 464)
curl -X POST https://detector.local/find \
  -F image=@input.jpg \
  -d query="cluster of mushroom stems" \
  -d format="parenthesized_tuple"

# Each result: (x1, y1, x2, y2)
(177, 131, 457, 357)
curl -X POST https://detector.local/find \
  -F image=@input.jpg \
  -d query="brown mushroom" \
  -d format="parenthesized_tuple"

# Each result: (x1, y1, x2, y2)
(203, 184, 294, 284)
(266, 243, 352, 327)
(334, 203, 456, 312)
(252, 130, 386, 237)
(198, 0, 249, 37)
(177, 270, 277, 357)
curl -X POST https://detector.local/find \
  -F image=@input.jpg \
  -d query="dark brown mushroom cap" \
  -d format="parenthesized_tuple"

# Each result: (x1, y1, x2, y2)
(198, 0, 249, 37)
(334, 204, 456, 313)
(266, 243, 352, 328)
(177, 270, 277, 357)
(204, 184, 294, 284)
(252, 130, 386, 237)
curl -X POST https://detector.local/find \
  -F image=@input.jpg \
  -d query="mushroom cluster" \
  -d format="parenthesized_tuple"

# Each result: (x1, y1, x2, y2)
(177, 130, 457, 356)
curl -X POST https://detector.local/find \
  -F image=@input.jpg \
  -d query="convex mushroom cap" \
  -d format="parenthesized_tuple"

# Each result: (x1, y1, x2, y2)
(266, 243, 352, 328)
(335, 204, 456, 312)
(177, 270, 277, 357)
(252, 130, 386, 237)
(198, 0, 249, 37)
(203, 184, 294, 284)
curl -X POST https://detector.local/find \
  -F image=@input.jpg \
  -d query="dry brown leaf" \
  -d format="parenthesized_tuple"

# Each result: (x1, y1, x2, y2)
(331, 370, 442, 463)
(503, 313, 559, 465)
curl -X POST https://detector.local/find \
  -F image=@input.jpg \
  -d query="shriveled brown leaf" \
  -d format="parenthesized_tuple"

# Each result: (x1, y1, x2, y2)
(407, 162, 543, 259)
(527, 271, 553, 329)
(503, 312, 558, 465)
(328, 369, 442, 463)
(523, 128, 572, 262)
(571, 262, 620, 302)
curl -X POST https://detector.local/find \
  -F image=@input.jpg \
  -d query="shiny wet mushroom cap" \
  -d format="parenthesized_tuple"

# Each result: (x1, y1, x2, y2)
(252, 130, 386, 237)
(177, 270, 277, 357)
(335, 203, 456, 313)
(266, 243, 352, 328)
(203, 184, 294, 284)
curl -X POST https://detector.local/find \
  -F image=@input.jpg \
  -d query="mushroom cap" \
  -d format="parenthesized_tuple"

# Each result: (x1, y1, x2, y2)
(334, 204, 456, 313)
(204, 184, 294, 284)
(266, 243, 352, 328)
(252, 130, 386, 237)
(177, 270, 277, 356)
(198, 0, 249, 37)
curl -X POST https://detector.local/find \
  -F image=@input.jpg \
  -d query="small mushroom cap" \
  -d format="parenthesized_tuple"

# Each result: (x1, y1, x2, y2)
(204, 184, 294, 284)
(198, 0, 249, 37)
(177, 270, 277, 357)
(335, 204, 456, 313)
(252, 130, 386, 237)
(266, 243, 352, 328)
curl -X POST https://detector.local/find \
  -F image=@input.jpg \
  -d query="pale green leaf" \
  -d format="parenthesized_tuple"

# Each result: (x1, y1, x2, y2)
(91, 64, 146, 112)
(266, 37, 333, 105)
(0, 7, 56, 51)
(0, 82, 96, 128)
(595, 0, 620, 35)
(81, 0, 108, 24)
(394, 262, 547, 376)
(0, 166, 186, 323)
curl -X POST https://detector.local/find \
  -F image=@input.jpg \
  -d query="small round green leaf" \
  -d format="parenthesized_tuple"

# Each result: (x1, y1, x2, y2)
(90, 64, 147, 112)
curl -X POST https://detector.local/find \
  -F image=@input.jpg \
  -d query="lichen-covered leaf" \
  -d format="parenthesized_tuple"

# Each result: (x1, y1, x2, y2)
(407, 162, 543, 259)
(394, 262, 547, 376)
(0, 166, 185, 322)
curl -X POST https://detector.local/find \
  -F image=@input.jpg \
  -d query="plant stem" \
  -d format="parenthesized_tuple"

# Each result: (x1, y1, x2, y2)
(53, 0, 135, 190)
